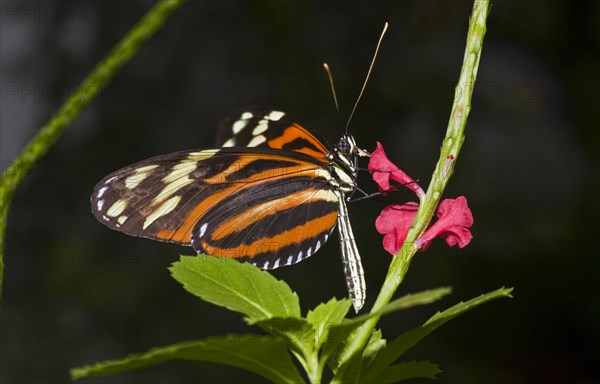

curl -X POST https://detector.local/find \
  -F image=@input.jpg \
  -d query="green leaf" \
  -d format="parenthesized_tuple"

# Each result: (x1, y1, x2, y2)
(70, 334, 304, 384)
(326, 328, 387, 377)
(253, 316, 318, 379)
(424, 287, 512, 327)
(332, 287, 453, 337)
(327, 287, 451, 380)
(170, 255, 300, 322)
(377, 360, 441, 383)
(306, 298, 353, 376)
(362, 287, 513, 382)
(253, 317, 316, 356)
(306, 297, 352, 349)
(329, 329, 388, 382)
(377, 287, 452, 316)
(321, 317, 367, 370)
(361, 329, 387, 370)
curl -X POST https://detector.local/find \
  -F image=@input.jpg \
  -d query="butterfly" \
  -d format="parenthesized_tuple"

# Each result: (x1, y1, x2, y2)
(91, 107, 369, 312)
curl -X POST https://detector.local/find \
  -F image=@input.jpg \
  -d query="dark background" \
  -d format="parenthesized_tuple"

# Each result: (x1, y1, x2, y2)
(1, 1, 598, 383)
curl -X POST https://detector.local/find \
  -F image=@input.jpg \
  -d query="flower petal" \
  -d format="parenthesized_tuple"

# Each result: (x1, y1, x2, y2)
(415, 196, 474, 250)
(375, 202, 419, 255)
(368, 142, 425, 198)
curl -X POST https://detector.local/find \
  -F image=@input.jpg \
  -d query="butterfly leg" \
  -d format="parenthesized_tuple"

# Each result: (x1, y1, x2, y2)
(348, 188, 382, 203)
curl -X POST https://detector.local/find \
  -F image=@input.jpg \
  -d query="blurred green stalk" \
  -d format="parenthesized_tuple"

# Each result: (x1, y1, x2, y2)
(0, 0, 188, 303)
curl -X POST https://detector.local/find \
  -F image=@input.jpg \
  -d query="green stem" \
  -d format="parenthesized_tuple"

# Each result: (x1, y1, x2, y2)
(0, 0, 188, 303)
(291, 348, 320, 384)
(307, 353, 321, 384)
(335, 0, 490, 377)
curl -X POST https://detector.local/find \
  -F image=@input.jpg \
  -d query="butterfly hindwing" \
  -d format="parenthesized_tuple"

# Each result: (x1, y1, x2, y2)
(91, 147, 339, 267)
(216, 107, 332, 162)
(192, 176, 339, 269)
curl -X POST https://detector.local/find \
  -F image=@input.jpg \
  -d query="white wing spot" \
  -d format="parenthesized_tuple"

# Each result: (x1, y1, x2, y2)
(104, 176, 117, 185)
(106, 199, 127, 217)
(198, 223, 208, 238)
(143, 195, 181, 229)
(125, 173, 147, 189)
(163, 161, 196, 184)
(241, 112, 254, 120)
(297, 251, 304, 261)
(286, 255, 294, 265)
(155, 176, 194, 205)
(137, 165, 159, 172)
(117, 215, 128, 225)
(316, 240, 321, 250)
(97, 187, 108, 198)
(252, 122, 269, 136)
(307, 247, 312, 257)
(273, 259, 280, 269)
(188, 150, 219, 160)
(223, 137, 236, 147)
(268, 111, 285, 121)
(232, 119, 248, 134)
(96, 199, 105, 211)
(247, 135, 267, 147)
(124, 165, 159, 189)
(263, 261, 270, 269)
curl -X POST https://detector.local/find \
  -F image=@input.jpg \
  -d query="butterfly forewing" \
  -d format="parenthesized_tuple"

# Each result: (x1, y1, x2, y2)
(91, 147, 339, 268)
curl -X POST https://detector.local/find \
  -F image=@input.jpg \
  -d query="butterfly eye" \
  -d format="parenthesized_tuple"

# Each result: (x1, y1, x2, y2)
(337, 137, 351, 154)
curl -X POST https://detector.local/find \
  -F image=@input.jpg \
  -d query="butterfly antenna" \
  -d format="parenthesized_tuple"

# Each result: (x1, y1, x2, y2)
(345, 22, 388, 134)
(323, 62, 342, 130)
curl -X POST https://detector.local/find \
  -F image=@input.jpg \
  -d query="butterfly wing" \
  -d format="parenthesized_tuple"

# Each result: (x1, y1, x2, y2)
(91, 148, 339, 268)
(216, 107, 332, 162)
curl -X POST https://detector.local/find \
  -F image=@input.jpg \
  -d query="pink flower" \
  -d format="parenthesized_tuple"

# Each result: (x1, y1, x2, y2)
(370, 143, 474, 255)
(375, 203, 419, 255)
(415, 196, 473, 250)
(368, 142, 425, 198)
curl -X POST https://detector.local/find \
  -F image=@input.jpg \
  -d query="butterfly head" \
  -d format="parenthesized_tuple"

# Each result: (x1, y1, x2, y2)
(336, 134, 355, 155)
(333, 134, 359, 164)
(327, 134, 360, 185)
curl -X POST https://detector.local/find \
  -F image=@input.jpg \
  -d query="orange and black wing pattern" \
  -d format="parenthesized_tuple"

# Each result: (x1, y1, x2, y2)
(216, 107, 332, 162)
(91, 107, 368, 311)
(91, 146, 339, 269)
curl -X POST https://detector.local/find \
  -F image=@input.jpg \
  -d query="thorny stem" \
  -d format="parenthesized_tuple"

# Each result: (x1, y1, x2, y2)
(334, 1, 490, 380)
